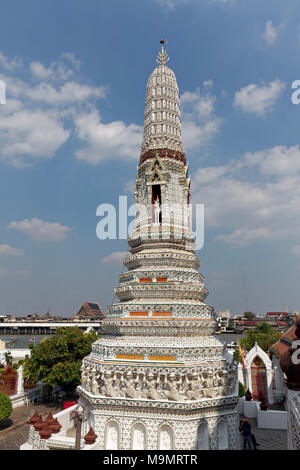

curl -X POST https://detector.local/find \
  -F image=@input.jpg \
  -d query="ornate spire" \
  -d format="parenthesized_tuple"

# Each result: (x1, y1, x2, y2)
(141, 41, 184, 156)
(156, 39, 169, 66)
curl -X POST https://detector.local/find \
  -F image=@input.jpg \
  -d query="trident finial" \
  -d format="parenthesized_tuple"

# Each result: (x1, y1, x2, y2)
(156, 39, 169, 65)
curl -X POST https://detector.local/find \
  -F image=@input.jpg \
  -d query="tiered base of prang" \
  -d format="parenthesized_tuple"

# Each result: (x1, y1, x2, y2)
(77, 333, 239, 450)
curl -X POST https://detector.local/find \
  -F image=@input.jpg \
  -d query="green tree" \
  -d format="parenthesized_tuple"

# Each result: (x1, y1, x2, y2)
(23, 327, 98, 391)
(244, 312, 256, 320)
(4, 351, 13, 366)
(233, 345, 241, 363)
(0, 392, 13, 422)
(239, 322, 280, 352)
(239, 382, 246, 397)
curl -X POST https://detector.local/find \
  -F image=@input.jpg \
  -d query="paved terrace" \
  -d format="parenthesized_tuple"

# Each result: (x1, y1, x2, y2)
(238, 416, 287, 450)
(0, 403, 61, 451)
(0, 406, 288, 450)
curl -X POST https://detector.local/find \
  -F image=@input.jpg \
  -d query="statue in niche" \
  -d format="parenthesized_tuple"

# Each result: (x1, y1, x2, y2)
(154, 196, 161, 224)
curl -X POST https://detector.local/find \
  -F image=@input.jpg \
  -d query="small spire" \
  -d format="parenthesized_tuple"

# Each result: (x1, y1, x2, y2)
(156, 39, 169, 65)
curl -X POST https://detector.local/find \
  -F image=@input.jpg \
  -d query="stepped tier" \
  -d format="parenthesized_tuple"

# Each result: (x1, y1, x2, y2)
(80, 335, 237, 405)
(124, 248, 200, 270)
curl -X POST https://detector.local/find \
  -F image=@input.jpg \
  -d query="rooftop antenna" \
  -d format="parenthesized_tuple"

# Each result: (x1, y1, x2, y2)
(242, 273, 249, 313)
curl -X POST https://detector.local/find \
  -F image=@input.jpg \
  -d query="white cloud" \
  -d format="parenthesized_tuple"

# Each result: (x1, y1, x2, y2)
(30, 61, 53, 80)
(124, 180, 136, 194)
(0, 107, 70, 167)
(233, 79, 285, 116)
(102, 251, 129, 264)
(192, 145, 300, 246)
(156, 0, 228, 9)
(30, 53, 81, 82)
(0, 244, 24, 256)
(262, 21, 283, 46)
(7, 218, 71, 242)
(0, 50, 140, 167)
(214, 227, 276, 246)
(181, 86, 222, 150)
(0, 51, 22, 71)
(203, 79, 213, 88)
(27, 81, 106, 105)
(242, 145, 300, 176)
(181, 88, 215, 118)
(75, 109, 142, 164)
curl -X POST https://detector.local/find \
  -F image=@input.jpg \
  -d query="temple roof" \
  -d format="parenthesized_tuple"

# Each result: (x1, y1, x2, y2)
(75, 301, 105, 320)
(270, 323, 297, 359)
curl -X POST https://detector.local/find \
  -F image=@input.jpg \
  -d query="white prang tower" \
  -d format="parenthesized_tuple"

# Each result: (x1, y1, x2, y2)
(78, 41, 239, 450)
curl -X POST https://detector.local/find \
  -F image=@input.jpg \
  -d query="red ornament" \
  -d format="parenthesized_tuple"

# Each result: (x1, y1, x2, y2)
(84, 426, 97, 445)
(49, 418, 62, 433)
(39, 423, 52, 440)
(29, 410, 41, 425)
(44, 412, 56, 425)
(33, 417, 44, 431)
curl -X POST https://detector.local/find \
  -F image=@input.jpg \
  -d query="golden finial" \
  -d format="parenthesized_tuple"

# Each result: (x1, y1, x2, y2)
(156, 39, 169, 65)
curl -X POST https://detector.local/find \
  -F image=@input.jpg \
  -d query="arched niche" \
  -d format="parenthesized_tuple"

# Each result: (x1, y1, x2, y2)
(159, 424, 173, 450)
(131, 423, 146, 450)
(196, 422, 209, 450)
(217, 420, 229, 450)
(105, 420, 119, 450)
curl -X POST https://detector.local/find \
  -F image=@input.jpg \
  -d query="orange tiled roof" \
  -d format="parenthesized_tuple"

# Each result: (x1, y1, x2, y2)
(270, 324, 297, 359)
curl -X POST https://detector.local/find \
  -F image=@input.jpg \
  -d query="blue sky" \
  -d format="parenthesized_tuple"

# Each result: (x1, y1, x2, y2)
(0, 0, 300, 316)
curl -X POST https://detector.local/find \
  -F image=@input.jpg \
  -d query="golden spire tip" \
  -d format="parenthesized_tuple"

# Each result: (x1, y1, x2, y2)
(156, 39, 169, 66)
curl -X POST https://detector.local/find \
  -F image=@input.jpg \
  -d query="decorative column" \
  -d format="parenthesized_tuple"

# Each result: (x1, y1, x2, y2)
(237, 363, 244, 386)
(246, 365, 252, 394)
(17, 365, 24, 395)
(266, 365, 274, 404)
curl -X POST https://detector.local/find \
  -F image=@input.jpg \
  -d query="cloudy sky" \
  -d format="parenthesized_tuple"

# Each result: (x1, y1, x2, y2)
(0, 0, 300, 316)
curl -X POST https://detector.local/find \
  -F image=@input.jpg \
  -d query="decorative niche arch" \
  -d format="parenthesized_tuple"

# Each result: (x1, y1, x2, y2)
(196, 421, 209, 450)
(217, 419, 229, 450)
(105, 420, 120, 450)
(158, 423, 173, 450)
(131, 422, 147, 450)
(243, 342, 274, 403)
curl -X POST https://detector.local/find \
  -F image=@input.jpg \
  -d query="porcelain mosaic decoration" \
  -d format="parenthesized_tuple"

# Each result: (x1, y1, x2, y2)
(78, 41, 239, 450)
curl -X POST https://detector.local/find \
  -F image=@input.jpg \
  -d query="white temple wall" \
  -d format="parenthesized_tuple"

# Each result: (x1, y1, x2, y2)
(90, 406, 239, 450)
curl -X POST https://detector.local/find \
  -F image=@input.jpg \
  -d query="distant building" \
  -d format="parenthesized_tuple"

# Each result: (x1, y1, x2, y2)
(74, 302, 105, 321)
(267, 312, 289, 320)
(217, 309, 231, 319)
(216, 310, 232, 332)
